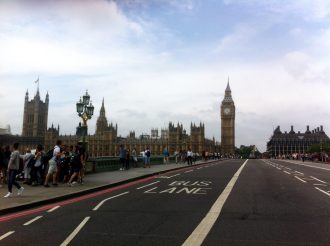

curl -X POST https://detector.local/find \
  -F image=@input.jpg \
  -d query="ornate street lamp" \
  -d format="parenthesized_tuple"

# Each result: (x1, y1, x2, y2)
(76, 90, 94, 150)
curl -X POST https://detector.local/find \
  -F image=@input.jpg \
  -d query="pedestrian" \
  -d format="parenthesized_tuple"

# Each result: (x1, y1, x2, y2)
(174, 150, 179, 164)
(119, 145, 127, 171)
(163, 148, 169, 164)
(4, 143, 24, 198)
(145, 147, 151, 168)
(131, 148, 138, 167)
(30, 144, 43, 186)
(0, 146, 6, 187)
(2, 146, 11, 185)
(125, 148, 130, 170)
(68, 145, 83, 186)
(187, 148, 193, 165)
(78, 146, 87, 184)
(44, 140, 63, 187)
(23, 148, 34, 185)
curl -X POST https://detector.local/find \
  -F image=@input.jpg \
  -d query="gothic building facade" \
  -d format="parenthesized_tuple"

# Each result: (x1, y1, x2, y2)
(220, 81, 235, 155)
(1, 87, 220, 156)
(22, 87, 49, 137)
(267, 125, 330, 157)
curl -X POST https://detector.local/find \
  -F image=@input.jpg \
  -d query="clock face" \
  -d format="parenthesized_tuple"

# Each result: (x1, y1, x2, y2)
(224, 108, 231, 115)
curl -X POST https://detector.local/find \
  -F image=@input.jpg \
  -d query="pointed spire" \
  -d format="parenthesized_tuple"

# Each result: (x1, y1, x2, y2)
(45, 91, 49, 103)
(25, 89, 29, 101)
(222, 77, 233, 103)
(226, 77, 231, 92)
(100, 97, 106, 116)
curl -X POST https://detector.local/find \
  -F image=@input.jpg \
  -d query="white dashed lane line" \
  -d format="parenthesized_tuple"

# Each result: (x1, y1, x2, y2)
(0, 231, 15, 241)
(47, 206, 60, 213)
(310, 176, 327, 184)
(158, 173, 181, 179)
(315, 187, 330, 197)
(23, 216, 43, 226)
(60, 217, 90, 246)
(136, 181, 160, 190)
(184, 170, 194, 173)
(294, 176, 307, 183)
(283, 171, 291, 175)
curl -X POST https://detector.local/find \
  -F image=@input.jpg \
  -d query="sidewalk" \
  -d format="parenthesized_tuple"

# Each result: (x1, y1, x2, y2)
(0, 161, 209, 216)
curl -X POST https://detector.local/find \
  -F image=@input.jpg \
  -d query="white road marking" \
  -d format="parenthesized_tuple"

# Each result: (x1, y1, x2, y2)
(144, 187, 158, 193)
(185, 170, 194, 173)
(197, 167, 203, 170)
(158, 174, 181, 179)
(283, 160, 330, 171)
(283, 171, 291, 175)
(294, 176, 307, 183)
(60, 217, 90, 246)
(276, 167, 281, 170)
(47, 206, 60, 213)
(93, 192, 129, 211)
(315, 187, 330, 197)
(310, 176, 327, 184)
(182, 159, 249, 246)
(0, 231, 15, 241)
(294, 171, 304, 175)
(136, 181, 160, 190)
(23, 216, 43, 226)
(313, 184, 328, 186)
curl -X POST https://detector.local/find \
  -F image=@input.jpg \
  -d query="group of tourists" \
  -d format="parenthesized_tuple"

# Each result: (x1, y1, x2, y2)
(119, 145, 151, 170)
(0, 139, 88, 198)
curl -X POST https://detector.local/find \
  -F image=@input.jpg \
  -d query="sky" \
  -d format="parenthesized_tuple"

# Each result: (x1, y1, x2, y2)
(0, 0, 330, 152)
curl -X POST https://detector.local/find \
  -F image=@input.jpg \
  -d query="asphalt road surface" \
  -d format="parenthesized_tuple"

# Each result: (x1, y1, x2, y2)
(1, 159, 330, 245)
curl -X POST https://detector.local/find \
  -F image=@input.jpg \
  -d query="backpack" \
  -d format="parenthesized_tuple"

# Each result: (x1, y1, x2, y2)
(27, 156, 36, 168)
(41, 149, 54, 166)
(146, 150, 151, 157)
(70, 153, 81, 168)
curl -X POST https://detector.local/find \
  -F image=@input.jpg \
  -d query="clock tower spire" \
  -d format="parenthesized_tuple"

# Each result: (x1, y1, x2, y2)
(221, 78, 235, 156)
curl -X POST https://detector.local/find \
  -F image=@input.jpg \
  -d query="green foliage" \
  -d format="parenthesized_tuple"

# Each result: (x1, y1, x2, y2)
(307, 144, 330, 153)
(236, 145, 254, 159)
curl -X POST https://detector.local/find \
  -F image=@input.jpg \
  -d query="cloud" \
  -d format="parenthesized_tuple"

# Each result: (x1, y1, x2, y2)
(222, 0, 330, 21)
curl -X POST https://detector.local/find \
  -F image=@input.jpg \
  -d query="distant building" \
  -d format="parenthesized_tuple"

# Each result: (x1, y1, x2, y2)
(22, 87, 49, 137)
(0, 125, 11, 135)
(266, 125, 330, 157)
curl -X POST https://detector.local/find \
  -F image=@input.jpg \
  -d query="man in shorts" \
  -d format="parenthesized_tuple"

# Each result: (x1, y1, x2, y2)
(44, 140, 63, 187)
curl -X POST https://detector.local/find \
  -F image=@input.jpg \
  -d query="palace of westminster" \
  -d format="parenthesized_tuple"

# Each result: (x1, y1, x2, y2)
(0, 83, 237, 157)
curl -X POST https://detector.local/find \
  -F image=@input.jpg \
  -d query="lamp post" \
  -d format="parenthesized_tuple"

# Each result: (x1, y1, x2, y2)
(76, 90, 94, 151)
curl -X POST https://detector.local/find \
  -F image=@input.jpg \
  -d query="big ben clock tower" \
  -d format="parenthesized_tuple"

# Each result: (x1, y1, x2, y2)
(221, 79, 235, 155)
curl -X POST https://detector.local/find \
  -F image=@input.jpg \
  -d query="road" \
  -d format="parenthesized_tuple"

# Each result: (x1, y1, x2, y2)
(1, 159, 330, 245)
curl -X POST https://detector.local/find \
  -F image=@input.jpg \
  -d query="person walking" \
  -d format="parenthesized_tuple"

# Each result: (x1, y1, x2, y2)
(163, 148, 169, 164)
(31, 144, 44, 186)
(131, 148, 138, 167)
(125, 148, 130, 170)
(187, 148, 193, 166)
(68, 145, 83, 186)
(44, 140, 62, 187)
(145, 147, 151, 168)
(119, 145, 127, 171)
(2, 146, 11, 186)
(78, 146, 87, 184)
(23, 148, 33, 185)
(0, 146, 6, 187)
(4, 143, 24, 198)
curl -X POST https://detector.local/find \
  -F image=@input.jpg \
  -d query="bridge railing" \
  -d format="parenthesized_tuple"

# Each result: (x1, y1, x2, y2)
(85, 155, 204, 173)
